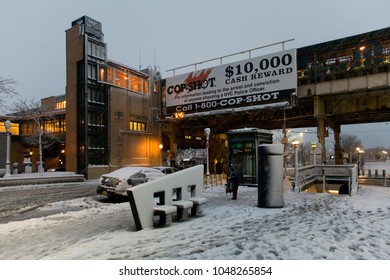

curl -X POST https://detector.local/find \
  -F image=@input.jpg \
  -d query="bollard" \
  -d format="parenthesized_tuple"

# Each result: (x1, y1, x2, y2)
(258, 144, 284, 208)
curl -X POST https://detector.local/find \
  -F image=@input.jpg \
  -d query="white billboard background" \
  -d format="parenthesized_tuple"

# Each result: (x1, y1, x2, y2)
(165, 49, 297, 117)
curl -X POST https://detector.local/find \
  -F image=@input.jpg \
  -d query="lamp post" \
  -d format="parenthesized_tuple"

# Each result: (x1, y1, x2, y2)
(159, 144, 163, 166)
(4, 120, 12, 178)
(381, 150, 387, 161)
(292, 139, 300, 192)
(356, 147, 364, 175)
(311, 142, 318, 166)
(204, 128, 210, 188)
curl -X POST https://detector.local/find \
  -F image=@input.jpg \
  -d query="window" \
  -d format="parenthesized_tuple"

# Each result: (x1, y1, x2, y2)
(88, 63, 97, 80)
(130, 75, 143, 93)
(98, 65, 149, 94)
(115, 70, 128, 88)
(88, 112, 104, 127)
(88, 41, 106, 60)
(88, 88, 104, 104)
(153, 81, 158, 93)
(56, 100, 66, 110)
(0, 122, 19, 135)
(42, 118, 66, 133)
(99, 66, 107, 82)
(129, 121, 146, 132)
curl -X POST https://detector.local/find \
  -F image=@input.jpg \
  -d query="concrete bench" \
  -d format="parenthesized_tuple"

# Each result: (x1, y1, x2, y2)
(172, 200, 193, 220)
(127, 165, 205, 230)
(188, 197, 207, 216)
(153, 205, 177, 227)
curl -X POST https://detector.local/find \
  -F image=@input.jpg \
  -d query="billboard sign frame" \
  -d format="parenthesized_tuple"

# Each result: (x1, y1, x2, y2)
(165, 49, 297, 118)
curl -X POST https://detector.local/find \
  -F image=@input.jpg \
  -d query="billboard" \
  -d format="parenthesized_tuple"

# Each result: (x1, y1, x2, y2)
(165, 49, 297, 118)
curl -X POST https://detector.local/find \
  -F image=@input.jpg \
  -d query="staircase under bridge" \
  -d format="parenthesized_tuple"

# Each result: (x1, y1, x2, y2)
(293, 164, 359, 195)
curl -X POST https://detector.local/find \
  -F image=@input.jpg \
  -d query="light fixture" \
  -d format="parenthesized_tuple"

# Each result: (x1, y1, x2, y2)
(311, 142, 318, 166)
(4, 120, 12, 177)
(204, 128, 211, 188)
(292, 138, 300, 191)
(291, 139, 300, 147)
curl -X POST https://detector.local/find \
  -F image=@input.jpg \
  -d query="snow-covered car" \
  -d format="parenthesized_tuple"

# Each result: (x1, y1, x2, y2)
(96, 167, 165, 197)
(153, 166, 180, 174)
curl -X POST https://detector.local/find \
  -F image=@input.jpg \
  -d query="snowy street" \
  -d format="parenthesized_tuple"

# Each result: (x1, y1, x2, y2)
(0, 181, 98, 224)
(1, 175, 390, 260)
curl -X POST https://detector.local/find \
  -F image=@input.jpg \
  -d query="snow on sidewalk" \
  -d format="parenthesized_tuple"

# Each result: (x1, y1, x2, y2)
(0, 181, 390, 260)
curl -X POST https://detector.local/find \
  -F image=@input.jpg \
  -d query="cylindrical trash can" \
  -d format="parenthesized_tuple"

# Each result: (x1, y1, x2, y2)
(12, 162, 19, 174)
(258, 144, 284, 208)
(24, 162, 32, 173)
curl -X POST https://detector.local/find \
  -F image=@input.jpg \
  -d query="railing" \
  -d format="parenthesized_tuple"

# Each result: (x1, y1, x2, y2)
(360, 168, 389, 187)
(294, 164, 358, 195)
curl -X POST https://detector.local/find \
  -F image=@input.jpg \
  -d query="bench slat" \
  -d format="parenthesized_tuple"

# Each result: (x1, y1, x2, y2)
(172, 200, 193, 209)
(154, 205, 177, 215)
(188, 197, 207, 205)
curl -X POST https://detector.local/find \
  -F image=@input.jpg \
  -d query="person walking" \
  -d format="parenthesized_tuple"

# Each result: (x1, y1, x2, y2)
(228, 166, 240, 200)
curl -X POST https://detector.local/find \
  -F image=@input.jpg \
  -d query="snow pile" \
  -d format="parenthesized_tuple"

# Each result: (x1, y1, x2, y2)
(1, 176, 390, 260)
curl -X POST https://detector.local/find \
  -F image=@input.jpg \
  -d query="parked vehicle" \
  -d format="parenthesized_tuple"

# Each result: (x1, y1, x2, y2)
(153, 166, 180, 174)
(96, 167, 165, 197)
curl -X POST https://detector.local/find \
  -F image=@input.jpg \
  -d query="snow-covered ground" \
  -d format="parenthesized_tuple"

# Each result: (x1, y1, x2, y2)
(1, 164, 390, 260)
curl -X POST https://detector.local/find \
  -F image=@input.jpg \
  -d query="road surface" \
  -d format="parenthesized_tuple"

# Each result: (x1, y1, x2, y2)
(0, 181, 114, 224)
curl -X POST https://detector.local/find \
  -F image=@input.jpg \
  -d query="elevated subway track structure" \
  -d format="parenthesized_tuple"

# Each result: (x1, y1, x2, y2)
(167, 26, 390, 164)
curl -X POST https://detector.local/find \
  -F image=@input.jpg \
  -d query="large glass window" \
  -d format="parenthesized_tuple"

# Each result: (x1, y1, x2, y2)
(130, 75, 142, 93)
(56, 100, 66, 110)
(0, 122, 19, 135)
(129, 121, 146, 132)
(98, 65, 149, 94)
(115, 70, 128, 88)
(144, 79, 150, 94)
(42, 118, 66, 133)
(99, 66, 107, 82)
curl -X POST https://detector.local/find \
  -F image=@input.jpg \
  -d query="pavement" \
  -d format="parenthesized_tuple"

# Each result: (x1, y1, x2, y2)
(0, 171, 85, 187)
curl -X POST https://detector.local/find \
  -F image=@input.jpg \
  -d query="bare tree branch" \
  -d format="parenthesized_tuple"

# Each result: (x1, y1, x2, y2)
(0, 77, 19, 112)
(11, 99, 60, 173)
(341, 134, 362, 163)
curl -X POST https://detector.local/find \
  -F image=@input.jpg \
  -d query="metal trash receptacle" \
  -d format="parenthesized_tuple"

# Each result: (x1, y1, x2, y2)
(12, 162, 18, 174)
(24, 162, 32, 173)
(258, 144, 284, 208)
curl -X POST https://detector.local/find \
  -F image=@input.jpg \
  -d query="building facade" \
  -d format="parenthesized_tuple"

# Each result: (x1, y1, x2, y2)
(66, 16, 162, 179)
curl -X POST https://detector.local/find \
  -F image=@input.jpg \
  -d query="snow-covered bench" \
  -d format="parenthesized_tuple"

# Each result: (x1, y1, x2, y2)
(188, 196, 207, 216)
(126, 165, 206, 231)
(172, 200, 193, 220)
(153, 205, 177, 226)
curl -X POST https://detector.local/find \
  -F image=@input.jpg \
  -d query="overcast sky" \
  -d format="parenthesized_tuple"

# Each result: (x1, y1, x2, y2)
(1, 0, 390, 148)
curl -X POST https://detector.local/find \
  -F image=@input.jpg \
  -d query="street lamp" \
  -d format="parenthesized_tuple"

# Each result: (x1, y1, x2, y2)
(4, 120, 12, 177)
(311, 142, 318, 166)
(159, 144, 163, 166)
(204, 128, 210, 188)
(292, 139, 300, 191)
(382, 150, 388, 161)
(356, 147, 364, 175)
